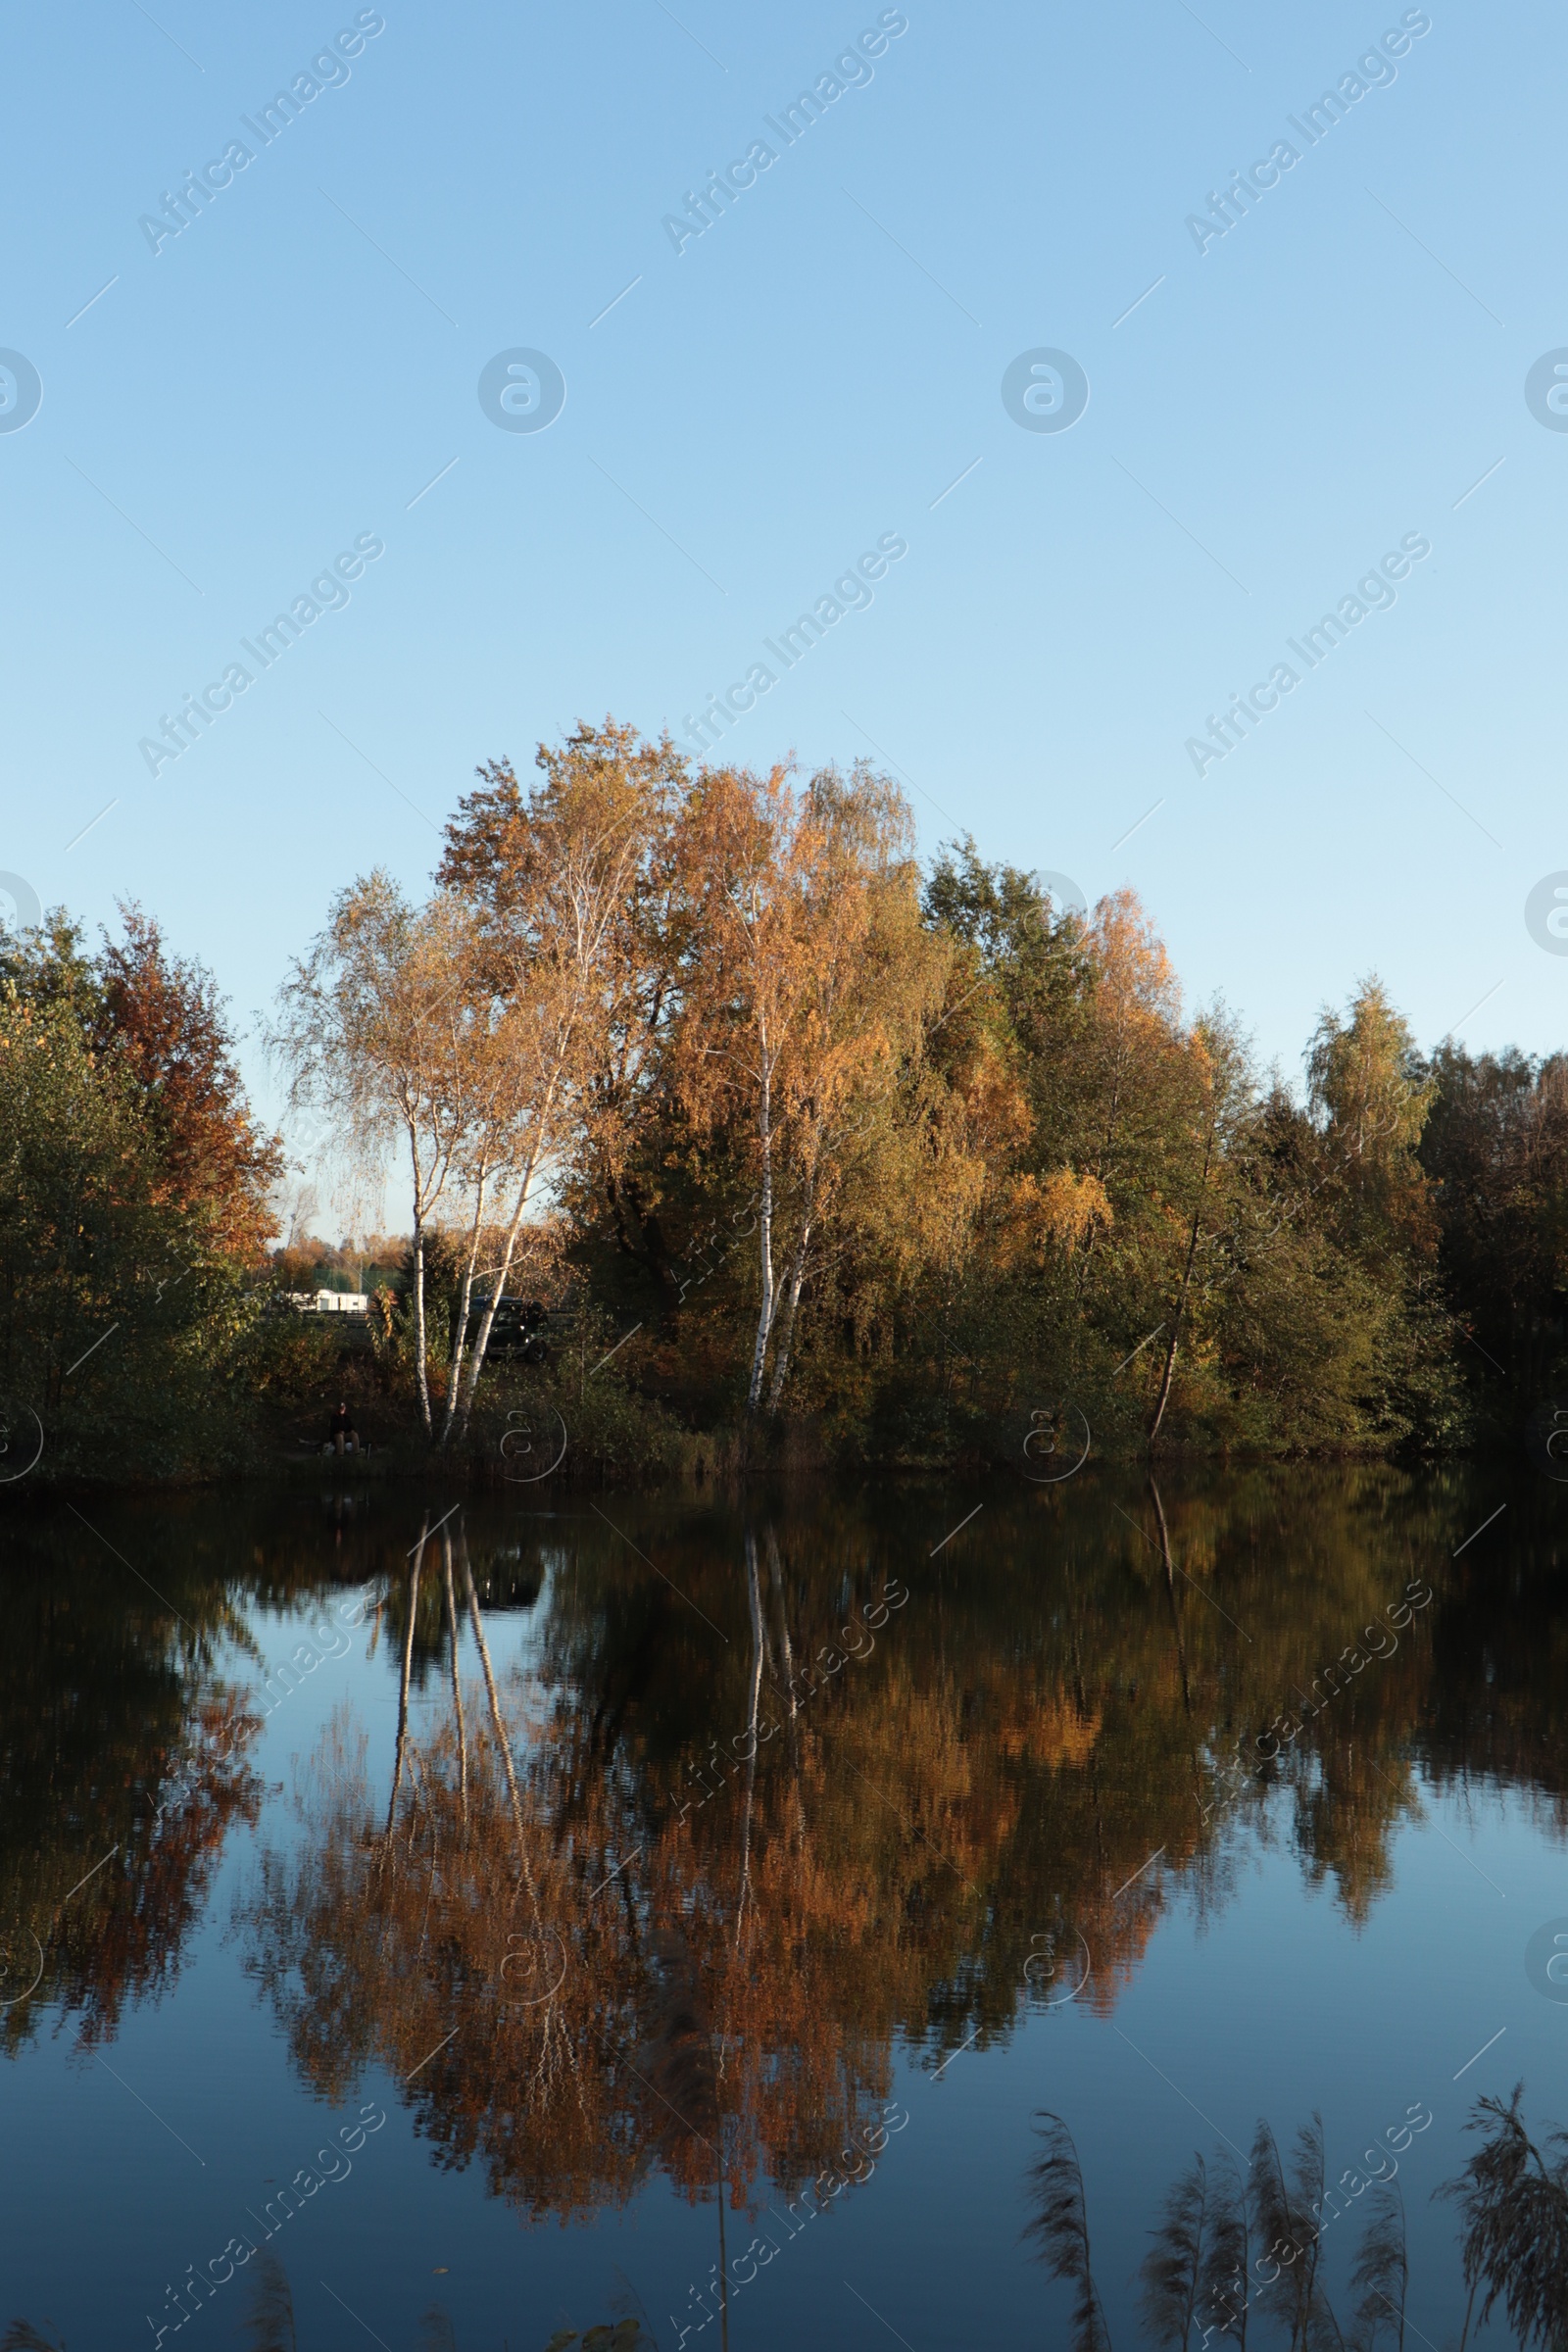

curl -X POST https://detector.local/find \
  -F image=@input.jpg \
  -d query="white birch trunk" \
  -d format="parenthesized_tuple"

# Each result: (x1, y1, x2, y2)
(746, 1056, 776, 1415)
(455, 1136, 544, 1441)
(438, 1158, 491, 1449)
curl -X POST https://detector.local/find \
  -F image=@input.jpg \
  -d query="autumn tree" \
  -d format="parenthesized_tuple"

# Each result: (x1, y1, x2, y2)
(95, 905, 283, 1259)
(1304, 978, 1459, 1442)
(667, 760, 948, 1418)
(451, 722, 697, 1303)
(0, 913, 278, 1477)
(1307, 977, 1436, 1253)
(270, 874, 475, 1435)
(436, 721, 686, 1439)
(1144, 1010, 1254, 1446)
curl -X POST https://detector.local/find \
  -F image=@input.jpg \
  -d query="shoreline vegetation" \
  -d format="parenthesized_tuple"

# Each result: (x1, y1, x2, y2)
(2, 716, 1564, 1492)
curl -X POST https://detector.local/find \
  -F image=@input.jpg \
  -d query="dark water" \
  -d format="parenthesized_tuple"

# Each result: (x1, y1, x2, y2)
(2, 1468, 1564, 2349)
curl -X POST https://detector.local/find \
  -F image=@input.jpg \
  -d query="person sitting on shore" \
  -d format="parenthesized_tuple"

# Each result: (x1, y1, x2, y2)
(326, 1400, 359, 1455)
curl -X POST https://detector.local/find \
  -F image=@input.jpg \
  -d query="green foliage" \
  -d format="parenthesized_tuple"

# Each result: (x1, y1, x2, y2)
(0, 973, 263, 1480)
(242, 1305, 346, 1401)
(466, 1311, 685, 1484)
(1420, 1045, 1568, 1430)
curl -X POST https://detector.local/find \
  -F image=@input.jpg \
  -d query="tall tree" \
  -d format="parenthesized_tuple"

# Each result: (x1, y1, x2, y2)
(437, 721, 680, 1437)
(670, 760, 944, 1417)
(1305, 979, 1457, 1444)
(95, 904, 283, 1259)
(0, 916, 272, 1476)
(1145, 1011, 1253, 1446)
(271, 874, 473, 1435)
(1420, 1045, 1568, 1410)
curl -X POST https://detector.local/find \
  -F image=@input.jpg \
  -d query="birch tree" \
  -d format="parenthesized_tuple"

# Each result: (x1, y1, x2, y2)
(437, 724, 677, 1440)
(672, 761, 941, 1417)
(270, 873, 471, 1435)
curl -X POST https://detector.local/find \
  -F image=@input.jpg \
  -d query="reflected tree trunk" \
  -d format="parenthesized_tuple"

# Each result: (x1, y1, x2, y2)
(765, 1528, 808, 1848)
(458, 1520, 525, 1840)
(735, 1531, 765, 1940)
(442, 1529, 467, 1815)
(1148, 1476, 1193, 1720)
(388, 1513, 428, 1840)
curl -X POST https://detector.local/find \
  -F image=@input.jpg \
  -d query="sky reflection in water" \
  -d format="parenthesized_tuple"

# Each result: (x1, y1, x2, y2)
(0, 1467, 1561, 2348)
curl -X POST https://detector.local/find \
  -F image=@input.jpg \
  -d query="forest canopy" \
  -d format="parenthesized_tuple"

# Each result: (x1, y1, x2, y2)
(4, 718, 1565, 1480)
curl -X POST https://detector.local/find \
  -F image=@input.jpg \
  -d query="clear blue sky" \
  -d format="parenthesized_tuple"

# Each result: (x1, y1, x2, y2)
(3, 0, 1563, 1178)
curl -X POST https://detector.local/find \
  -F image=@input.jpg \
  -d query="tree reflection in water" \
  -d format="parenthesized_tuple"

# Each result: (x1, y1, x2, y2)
(0, 1517, 263, 2059)
(3, 1469, 1568, 2342)
(231, 1476, 1568, 2338)
(241, 1511, 899, 2256)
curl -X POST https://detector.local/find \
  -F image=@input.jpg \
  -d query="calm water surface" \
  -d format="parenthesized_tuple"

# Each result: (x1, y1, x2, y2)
(2, 1468, 1563, 2347)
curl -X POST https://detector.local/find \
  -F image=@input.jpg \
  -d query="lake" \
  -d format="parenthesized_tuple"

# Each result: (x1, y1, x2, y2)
(2, 1465, 1562, 2348)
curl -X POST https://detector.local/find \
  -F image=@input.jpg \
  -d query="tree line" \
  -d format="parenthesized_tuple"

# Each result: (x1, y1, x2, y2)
(3, 716, 1565, 1477)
